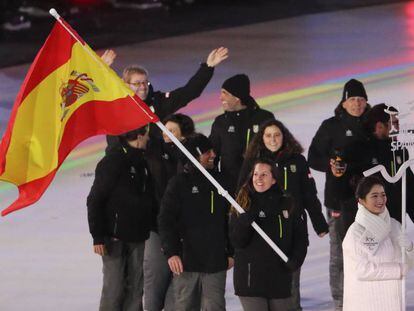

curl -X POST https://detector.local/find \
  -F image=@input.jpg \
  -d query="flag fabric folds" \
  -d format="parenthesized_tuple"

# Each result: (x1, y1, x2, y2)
(0, 19, 158, 216)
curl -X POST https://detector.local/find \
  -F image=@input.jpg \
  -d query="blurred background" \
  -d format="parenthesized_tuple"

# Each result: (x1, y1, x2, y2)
(0, 0, 409, 68)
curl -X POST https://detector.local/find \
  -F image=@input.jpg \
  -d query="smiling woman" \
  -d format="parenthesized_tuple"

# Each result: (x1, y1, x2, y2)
(343, 176, 414, 311)
(229, 158, 308, 311)
(237, 119, 328, 309)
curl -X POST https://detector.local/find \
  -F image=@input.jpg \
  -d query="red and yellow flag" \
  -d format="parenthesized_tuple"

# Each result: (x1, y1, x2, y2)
(0, 19, 158, 216)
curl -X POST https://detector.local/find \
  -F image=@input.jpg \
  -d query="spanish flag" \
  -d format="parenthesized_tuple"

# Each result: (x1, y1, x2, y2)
(0, 19, 158, 216)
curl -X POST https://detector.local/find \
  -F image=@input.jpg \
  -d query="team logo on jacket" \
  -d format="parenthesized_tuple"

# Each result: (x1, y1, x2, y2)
(371, 157, 378, 165)
(192, 186, 199, 194)
(162, 153, 169, 160)
(290, 164, 297, 173)
(346, 129, 353, 137)
(253, 124, 259, 133)
(228, 125, 235, 133)
(259, 210, 266, 218)
(363, 235, 379, 251)
(397, 156, 402, 165)
(282, 210, 289, 219)
(130, 166, 136, 174)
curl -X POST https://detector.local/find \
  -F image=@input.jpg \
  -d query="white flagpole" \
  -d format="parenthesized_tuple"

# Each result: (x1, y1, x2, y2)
(49, 9, 101, 65)
(49, 8, 157, 122)
(401, 171, 406, 311)
(156, 121, 289, 263)
(49, 7, 288, 263)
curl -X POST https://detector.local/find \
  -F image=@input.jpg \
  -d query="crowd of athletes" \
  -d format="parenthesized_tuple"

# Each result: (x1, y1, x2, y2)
(86, 47, 414, 311)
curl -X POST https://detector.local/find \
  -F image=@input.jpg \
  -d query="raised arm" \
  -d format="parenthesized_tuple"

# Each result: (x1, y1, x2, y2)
(101, 49, 117, 67)
(206, 47, 229, 67)
(153, 47, 229, 119)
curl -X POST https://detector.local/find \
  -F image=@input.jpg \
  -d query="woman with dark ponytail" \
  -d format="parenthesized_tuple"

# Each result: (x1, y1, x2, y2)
(229, 158, 308, 311)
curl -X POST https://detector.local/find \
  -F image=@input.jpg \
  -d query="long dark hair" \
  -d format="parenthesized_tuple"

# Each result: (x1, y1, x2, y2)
(355, 176, 385, 200)
(163, 113, 195, 138)
(245, 119, 304, 160)
(231, 158, 280, 215)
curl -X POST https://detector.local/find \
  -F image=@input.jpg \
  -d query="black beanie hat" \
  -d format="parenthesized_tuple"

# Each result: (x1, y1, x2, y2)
(341, 79, 368, 102)
(184, 134, 213, 158)
(222, 74, 251, 102)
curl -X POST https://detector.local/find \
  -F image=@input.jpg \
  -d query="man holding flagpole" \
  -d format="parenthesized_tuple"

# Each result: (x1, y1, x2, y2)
(158, 133, 233, 311)
(101, 46, 229, 311)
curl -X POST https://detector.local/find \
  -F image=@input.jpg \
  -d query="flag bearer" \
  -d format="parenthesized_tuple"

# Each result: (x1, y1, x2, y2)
(158, 134, 233, 311)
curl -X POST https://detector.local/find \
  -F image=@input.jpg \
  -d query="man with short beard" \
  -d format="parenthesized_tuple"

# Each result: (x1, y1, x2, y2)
(209, 74, 274, 195)
(158, 134, 233, 311)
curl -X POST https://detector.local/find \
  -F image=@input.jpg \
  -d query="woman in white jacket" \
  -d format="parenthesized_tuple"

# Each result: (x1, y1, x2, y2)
(343, 176, 414, 311)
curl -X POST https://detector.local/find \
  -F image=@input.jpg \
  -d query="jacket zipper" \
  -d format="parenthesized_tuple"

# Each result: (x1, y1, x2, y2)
(211, 191, 214, 214)
(278, 215, 283, 239)
(283, 167, 287, 191)
(113, 213, 118, 236)
(143, 167, 147, 192)
(247, 262, 251, 287)
(246, 128, 251, 151)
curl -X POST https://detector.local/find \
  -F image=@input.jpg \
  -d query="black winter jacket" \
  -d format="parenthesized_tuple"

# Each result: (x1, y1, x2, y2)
(338, 137, 414, 235)
(105, 63, 215, 229)
(144, 139, 185, 203)
(307, 104, 370, 211)
(238, 150, 328, 235)
(158, 170, 232, 273)
(106, 62, 215, 153)
(87, 146, 157, 245)
(210, 105, 274, 194)
(229, 187, 308, 299)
